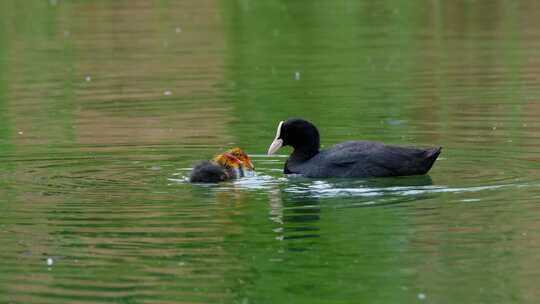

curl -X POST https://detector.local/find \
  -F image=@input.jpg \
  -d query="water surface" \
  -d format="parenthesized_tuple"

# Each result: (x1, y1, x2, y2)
(1, 1, 540, 303)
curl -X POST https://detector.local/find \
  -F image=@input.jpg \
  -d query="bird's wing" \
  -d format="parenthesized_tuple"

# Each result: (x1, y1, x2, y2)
(317, 142, 428, 177)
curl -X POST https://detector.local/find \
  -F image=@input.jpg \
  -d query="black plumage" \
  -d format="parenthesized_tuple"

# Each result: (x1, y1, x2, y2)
(268, 118, 441, 178)
(189, 161, 232, 183)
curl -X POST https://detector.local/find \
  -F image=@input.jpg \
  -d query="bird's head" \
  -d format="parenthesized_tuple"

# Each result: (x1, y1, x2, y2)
(226, 147, 254, 170)
(213, 152, 243, 170)
(267, 118, 320, 156)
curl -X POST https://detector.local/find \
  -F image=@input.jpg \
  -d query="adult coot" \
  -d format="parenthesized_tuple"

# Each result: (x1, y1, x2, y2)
(267, 118, 441, 178)
(189, 148, 254, 183)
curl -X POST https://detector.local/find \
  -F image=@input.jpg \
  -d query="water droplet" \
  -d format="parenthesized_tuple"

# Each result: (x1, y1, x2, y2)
(85, 76, 92, 82)
(47, 257, 54, 266)
(18, 131, 23, 135)
(294, 71, 301, 80)
(164, 90, 172, 96)
(417, 293, 426, 300)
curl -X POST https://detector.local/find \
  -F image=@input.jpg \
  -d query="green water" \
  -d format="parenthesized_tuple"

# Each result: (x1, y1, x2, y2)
(1, 1, 540, 303)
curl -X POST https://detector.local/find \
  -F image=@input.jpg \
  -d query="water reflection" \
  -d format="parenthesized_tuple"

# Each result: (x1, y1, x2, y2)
(2, 0, 540, 303)
(271, 186, 321, 242)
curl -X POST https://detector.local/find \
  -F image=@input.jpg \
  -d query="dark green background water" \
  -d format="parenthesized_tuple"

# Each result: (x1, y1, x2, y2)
(1, 1, 540, 303)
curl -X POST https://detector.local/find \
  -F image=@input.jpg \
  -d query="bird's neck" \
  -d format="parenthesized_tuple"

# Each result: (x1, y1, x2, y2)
(291, 146, 319, 162)
(285, 147, 318, 174)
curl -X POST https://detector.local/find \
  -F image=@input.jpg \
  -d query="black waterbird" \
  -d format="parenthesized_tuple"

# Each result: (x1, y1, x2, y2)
(267, 118, 441, 178)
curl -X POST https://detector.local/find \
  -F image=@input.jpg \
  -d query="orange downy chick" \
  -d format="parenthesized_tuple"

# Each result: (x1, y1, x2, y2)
(225, 147, 254, 170)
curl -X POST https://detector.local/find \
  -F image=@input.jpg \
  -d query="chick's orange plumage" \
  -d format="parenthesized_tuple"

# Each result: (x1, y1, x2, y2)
(190, 147, 254, 183)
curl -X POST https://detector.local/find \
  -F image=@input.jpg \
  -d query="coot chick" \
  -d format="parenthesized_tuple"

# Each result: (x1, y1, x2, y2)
(214, 147, 254, 172)
(189, 148, 254, 183)
(267, 118, 442, 178)
(189, 161, 231, 183)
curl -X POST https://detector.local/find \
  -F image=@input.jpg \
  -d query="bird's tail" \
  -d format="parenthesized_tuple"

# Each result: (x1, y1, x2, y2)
(421, 147, 442, 174)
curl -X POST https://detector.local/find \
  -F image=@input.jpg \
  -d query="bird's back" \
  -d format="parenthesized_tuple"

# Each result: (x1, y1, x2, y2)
(189, 161, 228, 183)
(291, 141, 441, 178)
